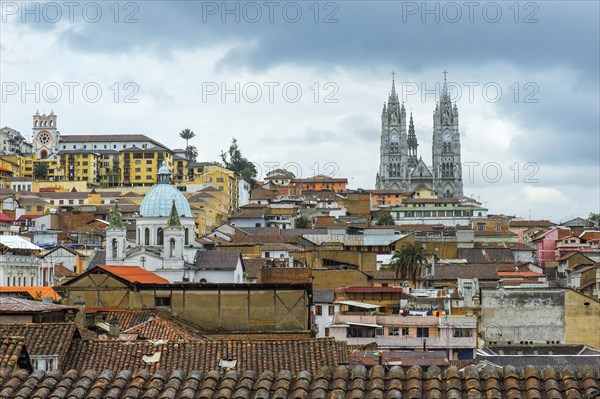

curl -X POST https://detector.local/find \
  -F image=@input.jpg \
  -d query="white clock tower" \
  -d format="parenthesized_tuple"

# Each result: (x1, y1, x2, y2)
(32, 111, 59, 159)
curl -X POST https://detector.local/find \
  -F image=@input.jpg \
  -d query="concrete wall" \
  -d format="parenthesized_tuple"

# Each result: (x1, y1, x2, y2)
(564, 289, 600, 349)
(59, 273, 311, 333)
(311, 269, 370, 290)
(481, 289, 565, 345)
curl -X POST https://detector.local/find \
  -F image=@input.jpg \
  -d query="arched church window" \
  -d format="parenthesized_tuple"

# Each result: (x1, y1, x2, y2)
(170, 238, 176, 257)
(144, 228, 150, 245)
(157, 228, 164, 245)
(35, 121, 39, 127)
(111, 238, 118, 259)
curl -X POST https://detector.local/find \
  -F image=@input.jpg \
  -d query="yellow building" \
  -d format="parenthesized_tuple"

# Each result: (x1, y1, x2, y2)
(120, 146, 173, 186)
(186, 162, 239, 213)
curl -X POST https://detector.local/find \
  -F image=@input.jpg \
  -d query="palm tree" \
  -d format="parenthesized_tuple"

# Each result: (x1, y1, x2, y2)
(388, 242, 428, 287)
(185, 145, 198, 162)
(179, 129, 196, 154)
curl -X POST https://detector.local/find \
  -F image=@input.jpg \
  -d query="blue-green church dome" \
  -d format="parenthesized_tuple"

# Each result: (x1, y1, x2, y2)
(139, 164, 192, 217)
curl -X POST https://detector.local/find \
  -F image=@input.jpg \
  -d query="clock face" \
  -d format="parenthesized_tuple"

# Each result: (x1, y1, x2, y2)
(390, 132, 399, 141)
(37, 131, 52, 146)
(442, 131, 452, 142)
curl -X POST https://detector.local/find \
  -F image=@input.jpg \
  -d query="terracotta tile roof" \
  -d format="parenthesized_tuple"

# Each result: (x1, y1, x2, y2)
(98, 266, 169, 284)
(242, 258, 267, 279)
(509, 219, 556, 228)
(121, 316, 204, 341)
(63, 338, 343, 374)
(89, 309, 159, 330)
(0, 338, 26, 370)
(0, 323, 78, 359)
(193, 251, 242, 271)
(54, 264, 78, 278)
(0, 213, 13, 223)
(457, 248, 515, 263)
(473, 230, 518, 237)
(473, 242, 535, 251)
(498, 271, 545, 278)
(0, 286, 61, 301)
(1, 364, 599, 398)
(0, 297, 75, 314)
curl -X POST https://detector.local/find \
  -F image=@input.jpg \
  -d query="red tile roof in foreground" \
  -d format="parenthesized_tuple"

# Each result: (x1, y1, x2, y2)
(0, 364, 598, 398)
(99, 266, 169, 284)
(63, 338, 343, 374)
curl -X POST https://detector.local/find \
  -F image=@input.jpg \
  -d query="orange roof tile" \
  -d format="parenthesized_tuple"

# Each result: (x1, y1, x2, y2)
(498, 271, 545, 277)
(99, 266, 169, 284)
(0, 286, 61, 300)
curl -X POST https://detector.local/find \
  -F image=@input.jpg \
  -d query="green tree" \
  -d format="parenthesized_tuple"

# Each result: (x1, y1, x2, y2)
(220, 138, 258, 188)
(185, 145, 198, 162)
(179, 129, 196, 156)
(388, 242, 428, 287)
(376, 214, 395, 226)
(587, 212, 600, 229)
(33, 162, 48, 180)
(296, 215, 310, 228)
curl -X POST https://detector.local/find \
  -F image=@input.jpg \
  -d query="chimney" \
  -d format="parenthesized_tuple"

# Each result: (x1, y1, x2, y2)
(108, 317, 121, 338)
(73, 298, 86, 330)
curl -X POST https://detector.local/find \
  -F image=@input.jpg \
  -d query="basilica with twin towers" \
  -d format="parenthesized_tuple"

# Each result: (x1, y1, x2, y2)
(375, 72, 464, 198)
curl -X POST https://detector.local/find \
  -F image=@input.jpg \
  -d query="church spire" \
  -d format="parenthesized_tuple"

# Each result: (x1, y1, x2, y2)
(388, 71, 399, 104)
(407, 113, 418, 168)
(166, 199, 182, 228)
(108, 201, 124, 229)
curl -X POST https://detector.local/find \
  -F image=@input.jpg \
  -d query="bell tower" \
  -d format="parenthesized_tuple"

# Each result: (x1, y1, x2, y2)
(376, 72, 408, 190)
(32, 110, 59, 159)
(432, 71, 463, 198)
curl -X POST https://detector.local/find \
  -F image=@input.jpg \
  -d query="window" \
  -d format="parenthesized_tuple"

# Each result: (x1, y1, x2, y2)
(216, 177, 224, 182)
(477, 223, 485, 231)
(265, 251, 270, 258)
(495, 224, 501, 231)
(402, 327, 410, 337)
(146, 159, 152, 164)
(328, 305, 335, 315)
(135, 168, 141, 172)
(315, 305, 322, 316)
(453, 328, 472, 338)
(390, 327, 400, 336)
(155, 296, 171, 307)
(417, 327, 429, 338)
(146, 167, 152, 172)
(375, 328, 384, 337)
(36, 206, 43, 211)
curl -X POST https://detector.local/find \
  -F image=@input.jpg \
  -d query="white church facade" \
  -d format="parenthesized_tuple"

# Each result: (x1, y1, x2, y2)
(105, 164, 243, 283)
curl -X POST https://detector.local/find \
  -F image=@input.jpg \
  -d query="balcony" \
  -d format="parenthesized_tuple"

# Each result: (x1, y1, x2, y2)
(342, 336, 476, 348)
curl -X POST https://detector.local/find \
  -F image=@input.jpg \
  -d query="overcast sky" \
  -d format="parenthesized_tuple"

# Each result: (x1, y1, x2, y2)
(1, 1, 598, 221)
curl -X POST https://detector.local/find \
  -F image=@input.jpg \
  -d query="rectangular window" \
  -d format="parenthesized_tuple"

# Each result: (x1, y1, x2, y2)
(402, 327, 410, 337)
(146, 167, 152, 172)
(417, 327, 429, 338)
(477, 223, 485, 231)
(328, 305, 335, 315)
(135, 168, 141, 172)
(155, 296, 171, 307)
(315, 305, 322, 316)
(146, 159, 152, 164)
(453, 328, 472, 338)
(389, 327, 400, 336)
(36, 206, 43, 211)
(375, 328, 384, 337)
(217, 177, 224, 182)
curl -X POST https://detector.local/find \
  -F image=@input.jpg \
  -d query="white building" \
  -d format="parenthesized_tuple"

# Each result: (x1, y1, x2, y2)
(312, 290, 339, 338)
(0, 235, 50, 286)
(105, 164, 200, 282)
(191, 250, 244, 283)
